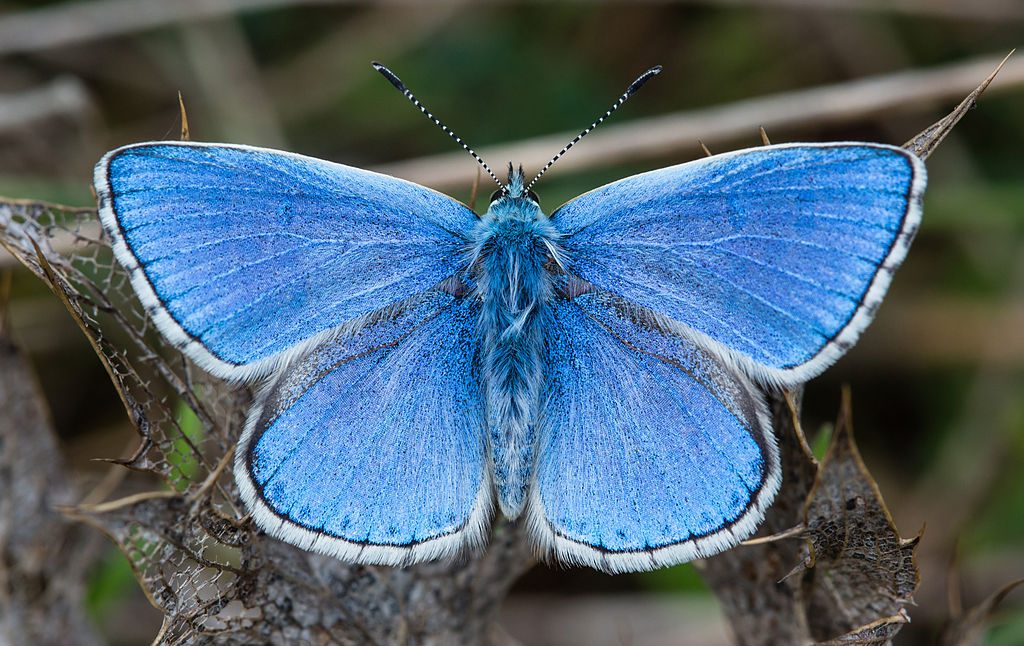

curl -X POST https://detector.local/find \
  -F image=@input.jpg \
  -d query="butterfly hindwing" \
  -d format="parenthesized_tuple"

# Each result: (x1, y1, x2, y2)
(234, 289, 491, 565)
(95, 141, 478, 381)
(527, 288, 779, 573)
(554, 143, 925, 386)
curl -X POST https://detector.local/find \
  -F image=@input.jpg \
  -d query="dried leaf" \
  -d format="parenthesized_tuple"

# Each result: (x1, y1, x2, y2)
(699, 388, 921, 645)
(799, 388, 920, 642)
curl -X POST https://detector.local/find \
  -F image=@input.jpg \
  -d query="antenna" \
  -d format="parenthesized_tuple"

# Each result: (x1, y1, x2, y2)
(372, 62, 505, 191)
(525, 65, 662, 193)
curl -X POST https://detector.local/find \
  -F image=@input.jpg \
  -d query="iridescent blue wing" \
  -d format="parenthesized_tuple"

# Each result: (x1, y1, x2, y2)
(554, 143, 925, 386)
(95, 141, 477, 381)
(235, 289, 491, 565)
(527, 288, 779, 573)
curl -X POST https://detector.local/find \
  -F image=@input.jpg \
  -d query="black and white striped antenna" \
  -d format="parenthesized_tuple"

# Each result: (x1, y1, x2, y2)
(372, 62, 505, 192)
(525, 65, 662, 194)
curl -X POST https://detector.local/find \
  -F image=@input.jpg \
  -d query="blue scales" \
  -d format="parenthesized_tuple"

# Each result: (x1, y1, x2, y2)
(94, 64, 925, 572)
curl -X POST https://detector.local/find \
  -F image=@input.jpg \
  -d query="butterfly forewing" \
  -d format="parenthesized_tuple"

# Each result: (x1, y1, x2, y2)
(96, 141, 478, 382)
(554, 143, 925, 388)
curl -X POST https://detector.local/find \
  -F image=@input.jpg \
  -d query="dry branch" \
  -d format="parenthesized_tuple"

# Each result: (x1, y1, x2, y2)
(0, 0, 341, 57)
(673, 0, 1024, 21)
(0, 321, 102, 645)
(0, 77, 91, 133)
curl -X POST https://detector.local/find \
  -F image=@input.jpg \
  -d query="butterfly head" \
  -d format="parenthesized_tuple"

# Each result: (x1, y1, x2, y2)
(473, 161, 560, 277)
(486, 163, 541, 220)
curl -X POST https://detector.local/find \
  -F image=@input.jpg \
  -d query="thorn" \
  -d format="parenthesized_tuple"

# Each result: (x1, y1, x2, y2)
(178, 91, 190, 141)
(902, 50, 1014, 159)
(741, 524, 805, 546)
(759, 126, 771, 146)
(698, 140, 713, 157)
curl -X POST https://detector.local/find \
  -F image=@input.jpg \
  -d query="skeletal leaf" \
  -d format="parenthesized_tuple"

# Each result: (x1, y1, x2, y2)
(699, 389, 920, 646)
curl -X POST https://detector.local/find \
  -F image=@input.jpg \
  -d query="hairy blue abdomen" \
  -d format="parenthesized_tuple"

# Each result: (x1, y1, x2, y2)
(473, 199, 559, 518)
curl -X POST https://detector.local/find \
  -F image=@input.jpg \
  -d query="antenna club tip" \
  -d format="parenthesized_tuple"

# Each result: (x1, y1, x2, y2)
(371, 61, 406, 91)
(626, 64, 663, 95)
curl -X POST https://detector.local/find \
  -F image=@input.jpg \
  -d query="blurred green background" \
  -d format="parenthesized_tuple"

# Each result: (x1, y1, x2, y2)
(0, 1, 1022, 644)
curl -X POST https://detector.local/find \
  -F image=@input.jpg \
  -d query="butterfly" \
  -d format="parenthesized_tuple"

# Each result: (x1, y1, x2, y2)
(93, 64, 925, 573)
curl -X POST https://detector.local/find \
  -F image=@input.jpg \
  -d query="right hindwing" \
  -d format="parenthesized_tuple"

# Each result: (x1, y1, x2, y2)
(526, 287, 779, 573)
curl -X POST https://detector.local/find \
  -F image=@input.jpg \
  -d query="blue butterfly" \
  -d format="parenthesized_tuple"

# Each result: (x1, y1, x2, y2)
(93, 64, 925, 573)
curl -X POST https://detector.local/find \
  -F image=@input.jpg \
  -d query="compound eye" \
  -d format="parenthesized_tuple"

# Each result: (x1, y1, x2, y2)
(526, 190, 540, 204)
(489, 189, 505, 203)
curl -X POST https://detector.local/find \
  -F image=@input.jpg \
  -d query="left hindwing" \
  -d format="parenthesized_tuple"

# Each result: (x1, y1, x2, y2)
(553, 143, 925, 387)
(527, 289, 780, 573)
(235, 290, 491, 566)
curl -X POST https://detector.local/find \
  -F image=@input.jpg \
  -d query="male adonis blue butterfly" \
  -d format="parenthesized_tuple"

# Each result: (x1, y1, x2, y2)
(94, 63, 925, 573)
